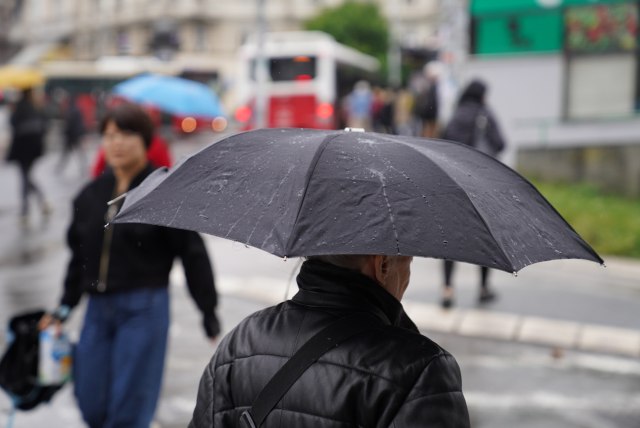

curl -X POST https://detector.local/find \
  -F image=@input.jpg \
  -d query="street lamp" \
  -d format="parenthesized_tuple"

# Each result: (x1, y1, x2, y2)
(254, 0, 268, 129)
(387, 1, 402, 88)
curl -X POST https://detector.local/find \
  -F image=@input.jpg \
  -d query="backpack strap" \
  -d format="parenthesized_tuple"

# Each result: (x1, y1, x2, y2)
(239, 313, 380, 427)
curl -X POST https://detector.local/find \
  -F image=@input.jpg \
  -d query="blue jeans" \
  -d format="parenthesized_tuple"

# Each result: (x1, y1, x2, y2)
(74, 287, 169, 428)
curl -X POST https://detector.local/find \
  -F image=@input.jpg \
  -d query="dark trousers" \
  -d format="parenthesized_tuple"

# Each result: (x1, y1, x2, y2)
(17, 160, 43, 215)
(443, 260, 489, 290)
(74, 287, 169, 428)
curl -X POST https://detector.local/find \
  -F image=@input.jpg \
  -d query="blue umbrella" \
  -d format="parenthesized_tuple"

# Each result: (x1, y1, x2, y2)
(113, 74, 224, 118)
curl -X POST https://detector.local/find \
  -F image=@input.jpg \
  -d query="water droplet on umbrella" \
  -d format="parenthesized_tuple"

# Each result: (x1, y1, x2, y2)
(443, 240, 448, 245)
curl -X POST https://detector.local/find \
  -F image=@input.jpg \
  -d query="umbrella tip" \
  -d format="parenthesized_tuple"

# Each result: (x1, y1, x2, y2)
(344, 127, 365, 132)
(512, 271, 518, 278)
(600, 262, 607, 268)
(283, 256, 288, 262)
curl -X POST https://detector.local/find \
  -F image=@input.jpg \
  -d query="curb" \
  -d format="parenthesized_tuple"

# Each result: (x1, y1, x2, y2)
(403, 301, 640, 358)
(201, 274, 640, 359)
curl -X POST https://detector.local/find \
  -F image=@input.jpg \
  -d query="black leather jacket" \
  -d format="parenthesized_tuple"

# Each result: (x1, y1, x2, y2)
(61, 164, 220, 337)
(190, 260, 470, 427)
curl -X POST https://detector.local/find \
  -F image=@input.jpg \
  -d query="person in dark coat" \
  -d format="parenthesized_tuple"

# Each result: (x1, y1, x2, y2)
(57, 94, 87, 174)
(40, 103, 220, 428)
(415, 62, 441, 138)
(190, 255, 470, 427)
(440, 79, 506, 308)
(6, 88, 50, 221)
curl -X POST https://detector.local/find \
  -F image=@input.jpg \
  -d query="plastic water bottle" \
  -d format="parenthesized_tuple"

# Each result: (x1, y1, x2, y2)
(38, 326, 72, 385)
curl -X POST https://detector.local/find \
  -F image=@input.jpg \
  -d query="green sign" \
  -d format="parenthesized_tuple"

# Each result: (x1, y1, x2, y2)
(475, 12, 564, 54)
(472, 0, 631, 15)
(472, 0, 562, 15)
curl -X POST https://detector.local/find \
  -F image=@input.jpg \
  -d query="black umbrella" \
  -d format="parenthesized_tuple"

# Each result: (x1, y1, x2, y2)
(113, 128, 602, 273)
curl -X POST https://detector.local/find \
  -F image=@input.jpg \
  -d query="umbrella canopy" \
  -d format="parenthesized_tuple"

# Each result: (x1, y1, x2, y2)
(112, 74, 224, 118)
(0, 66, 44, 89)
(113, 128, 602, 273)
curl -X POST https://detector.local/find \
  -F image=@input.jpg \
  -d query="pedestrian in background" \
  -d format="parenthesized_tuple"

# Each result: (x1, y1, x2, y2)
(346, 80, 374, 130)
(393, 86, 416, 136)
(414, 62, 441, 139)
(190, 255, 469, 427)
(440, 79, 506, 308)
(40, 102, 220, 428)
(6, 87, 51, 224)
(57, 93, 87, 175)
(372, 87, 395, 134)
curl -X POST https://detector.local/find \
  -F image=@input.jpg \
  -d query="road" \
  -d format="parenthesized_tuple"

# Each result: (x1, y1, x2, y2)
(0, 129, 639, 427)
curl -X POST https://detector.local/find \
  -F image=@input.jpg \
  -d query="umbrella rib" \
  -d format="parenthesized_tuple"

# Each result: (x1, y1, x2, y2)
(365, 143, 402, 254)
(283, 133, 342, 256)
(503, 169, 604, 266)
(378, 135, 516, 271)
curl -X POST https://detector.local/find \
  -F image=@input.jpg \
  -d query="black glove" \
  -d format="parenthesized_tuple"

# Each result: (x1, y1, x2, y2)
(203, 311, 221, 338)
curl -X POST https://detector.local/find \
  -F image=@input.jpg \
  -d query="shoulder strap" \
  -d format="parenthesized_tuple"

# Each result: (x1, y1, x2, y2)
(239, 313, 380, 428)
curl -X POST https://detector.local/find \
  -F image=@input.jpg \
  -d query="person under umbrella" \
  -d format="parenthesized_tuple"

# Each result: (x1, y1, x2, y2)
(190, 254, 470, 427)
(39, 103, 220, 428)
(440, 79, 507, 308)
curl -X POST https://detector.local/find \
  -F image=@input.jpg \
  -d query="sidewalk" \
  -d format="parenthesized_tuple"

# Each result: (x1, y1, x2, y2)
(209, 273, 640, 358)
(183, 236, 640, 359)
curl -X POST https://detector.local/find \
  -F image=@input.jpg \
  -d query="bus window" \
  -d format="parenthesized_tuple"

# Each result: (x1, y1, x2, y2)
(250, 57, 317, 81)
(271, 56, 316, 81)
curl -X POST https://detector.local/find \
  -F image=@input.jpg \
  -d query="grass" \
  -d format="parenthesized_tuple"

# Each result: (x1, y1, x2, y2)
(530, 180, 640, 259)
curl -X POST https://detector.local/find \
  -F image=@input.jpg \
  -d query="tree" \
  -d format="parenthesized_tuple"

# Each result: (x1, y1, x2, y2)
(304, 1, 389, 76)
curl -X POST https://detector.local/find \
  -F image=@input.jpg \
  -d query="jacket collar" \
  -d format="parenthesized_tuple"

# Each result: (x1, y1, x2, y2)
(292, 260, 418, 332)
(130, 163, 155, 190)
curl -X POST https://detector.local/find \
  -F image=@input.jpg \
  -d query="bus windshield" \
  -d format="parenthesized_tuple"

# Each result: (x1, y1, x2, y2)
(251, 56, 317, 81)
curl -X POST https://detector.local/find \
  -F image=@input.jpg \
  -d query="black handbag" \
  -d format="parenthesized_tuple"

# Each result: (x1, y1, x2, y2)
(239, 312, 379, 427)
(0, 310, 64, 411)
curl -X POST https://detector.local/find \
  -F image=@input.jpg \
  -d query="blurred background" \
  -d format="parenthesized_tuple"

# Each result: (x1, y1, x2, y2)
(0, 1, 639, 427)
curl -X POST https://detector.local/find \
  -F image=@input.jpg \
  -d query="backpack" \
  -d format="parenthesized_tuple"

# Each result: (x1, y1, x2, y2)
(0, 310, 64, 411)
(413, 85, 438, 121)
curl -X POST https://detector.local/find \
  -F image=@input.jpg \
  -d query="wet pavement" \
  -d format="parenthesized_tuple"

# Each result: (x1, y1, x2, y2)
(0, 131, 639, 427)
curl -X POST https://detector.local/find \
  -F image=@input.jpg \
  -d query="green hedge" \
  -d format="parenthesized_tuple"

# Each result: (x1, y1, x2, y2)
(531, 180, 640, 258)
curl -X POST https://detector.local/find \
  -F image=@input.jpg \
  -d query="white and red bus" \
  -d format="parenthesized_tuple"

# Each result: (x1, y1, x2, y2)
(234, 31, 380, 130)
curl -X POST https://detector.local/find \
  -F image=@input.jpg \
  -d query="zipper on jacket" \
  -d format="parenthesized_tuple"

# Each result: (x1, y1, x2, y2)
(97, 192, 120, 292)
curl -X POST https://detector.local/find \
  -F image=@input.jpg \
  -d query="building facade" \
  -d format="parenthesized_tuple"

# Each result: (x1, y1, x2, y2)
(0, 0, 20, 63)
(465, 0, 640, 196)
(7, 0, 439, 81)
